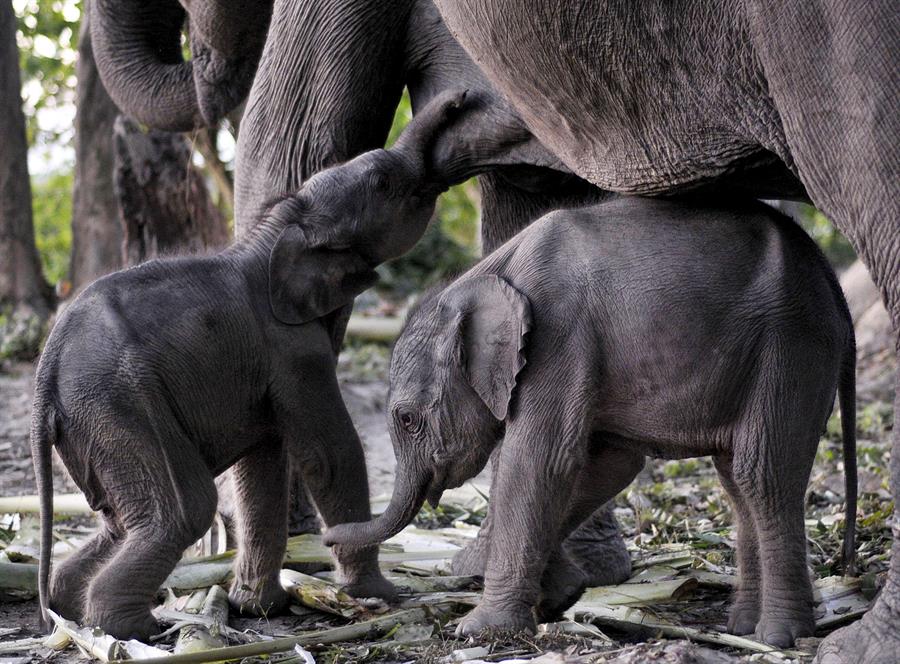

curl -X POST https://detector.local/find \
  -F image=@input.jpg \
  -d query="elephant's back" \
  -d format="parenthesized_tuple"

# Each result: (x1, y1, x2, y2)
(497, 195, 850, 372)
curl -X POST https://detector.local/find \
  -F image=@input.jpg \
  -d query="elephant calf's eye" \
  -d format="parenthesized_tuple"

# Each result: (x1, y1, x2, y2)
(398, 411, 421, 434)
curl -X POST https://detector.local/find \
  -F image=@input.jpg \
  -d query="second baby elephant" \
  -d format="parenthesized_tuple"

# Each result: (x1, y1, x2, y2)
(325, 196, 858, 648)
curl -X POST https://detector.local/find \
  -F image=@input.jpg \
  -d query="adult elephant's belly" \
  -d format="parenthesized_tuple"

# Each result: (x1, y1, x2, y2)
(435, 0, 794, 196)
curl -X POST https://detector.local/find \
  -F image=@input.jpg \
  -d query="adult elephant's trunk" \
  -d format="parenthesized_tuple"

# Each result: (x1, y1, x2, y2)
(325, 462, 431, 547)
(91, 0, 202, 131)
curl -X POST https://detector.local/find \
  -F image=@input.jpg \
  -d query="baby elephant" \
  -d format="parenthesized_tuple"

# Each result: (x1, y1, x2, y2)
(325, 196, 857, 648)
(28, 200, 400, 640)
(28, 91, 472, 640)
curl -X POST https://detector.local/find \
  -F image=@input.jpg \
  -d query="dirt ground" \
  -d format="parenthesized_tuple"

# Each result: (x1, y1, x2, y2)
(0, 341, 894, 663)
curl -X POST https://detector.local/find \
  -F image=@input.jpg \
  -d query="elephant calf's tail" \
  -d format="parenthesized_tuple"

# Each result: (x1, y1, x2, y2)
(29, 390, 56, 631)
(839, 342, 858, 577)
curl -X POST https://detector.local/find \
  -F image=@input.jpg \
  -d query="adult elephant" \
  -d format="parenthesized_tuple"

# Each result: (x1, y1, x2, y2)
(89, 0, 632, 591)
(427, 2, 899, 662)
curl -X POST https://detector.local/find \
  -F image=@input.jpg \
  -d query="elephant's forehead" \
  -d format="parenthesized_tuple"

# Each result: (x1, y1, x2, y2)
(390, 330, 442, 392)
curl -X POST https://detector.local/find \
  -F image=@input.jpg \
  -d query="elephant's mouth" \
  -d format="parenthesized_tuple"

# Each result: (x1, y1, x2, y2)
(425, 468, 448, 508)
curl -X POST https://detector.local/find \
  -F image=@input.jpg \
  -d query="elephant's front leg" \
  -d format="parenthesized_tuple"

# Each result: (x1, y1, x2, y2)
(228, 442, 291, 616)
(456, 422, 576, 637)
(536, 444, 644, 622)
(294, 402, 396, 602)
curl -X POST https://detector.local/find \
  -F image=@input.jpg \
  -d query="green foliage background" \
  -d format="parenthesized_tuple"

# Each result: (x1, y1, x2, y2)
(32, 171, 73, 285)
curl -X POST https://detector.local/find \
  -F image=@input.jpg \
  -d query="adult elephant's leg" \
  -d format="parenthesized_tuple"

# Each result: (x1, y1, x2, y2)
(746, 3, 900, 660)
(233, 0, 411, 232)
(286, 472, 320, 535)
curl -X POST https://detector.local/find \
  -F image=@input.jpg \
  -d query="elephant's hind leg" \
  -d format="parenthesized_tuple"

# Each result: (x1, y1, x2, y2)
(732, 368, 823, 648)
(49, 516, 123, 622)
(83, 431, 217, 640)
(714, 454, 762, 636)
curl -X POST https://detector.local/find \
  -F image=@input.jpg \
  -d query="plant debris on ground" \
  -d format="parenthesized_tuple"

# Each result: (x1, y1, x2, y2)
(0, 346, 893, 663)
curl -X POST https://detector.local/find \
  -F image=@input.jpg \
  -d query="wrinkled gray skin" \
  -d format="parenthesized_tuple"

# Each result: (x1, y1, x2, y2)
(25, 109, 483, 635)
(90, 0, 272, 131)
(325, 197, 858, 648)
(91, 1, 897, 656)
(89, 0, 632, 580)
(27, 96, 555, 640)
(428, 3, 897, 658)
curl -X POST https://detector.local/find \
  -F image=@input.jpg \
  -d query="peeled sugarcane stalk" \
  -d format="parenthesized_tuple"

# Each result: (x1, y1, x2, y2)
(175, 586, 228, 654)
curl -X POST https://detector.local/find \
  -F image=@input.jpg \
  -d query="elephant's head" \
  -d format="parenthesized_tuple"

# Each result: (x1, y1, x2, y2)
(90, 0, 273, 130)
(265, 87, 566, 325)
(323, 274, 532, 547)
(265, 89, 475, 324)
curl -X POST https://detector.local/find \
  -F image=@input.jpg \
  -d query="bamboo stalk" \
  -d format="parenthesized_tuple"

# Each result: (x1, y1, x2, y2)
(46, 610, 170, 661)
(344, 316, 402, 342)
(115, 605, 453, 664)
(0, 494, 92, 515)
(573, 578, 698, 607)
(0, 561, 37, 597)
(0, 637, 47, 654)
(572, 604, 803, 657)
(174, 586, 228, 654)
(387, 575, 477, 594)
(163, 561, 232, 591)
(280, 569, 368, 619)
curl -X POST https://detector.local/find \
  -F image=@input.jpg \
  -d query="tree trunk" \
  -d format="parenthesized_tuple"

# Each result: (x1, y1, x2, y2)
(113, 115, 230, 266)
(69, 0, 123, 292)
(0, 0, 53, 359)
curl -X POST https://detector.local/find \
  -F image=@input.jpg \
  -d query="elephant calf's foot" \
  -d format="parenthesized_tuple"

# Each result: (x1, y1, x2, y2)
(342, 573, 398, 603)
(726, 595, 760, 636)
(455, 602, 536, 638)
(754, 613, 814, 649)
(229, 576, 291, 617)
(535, 553, 587, 623)
(84, 606, 159, 641)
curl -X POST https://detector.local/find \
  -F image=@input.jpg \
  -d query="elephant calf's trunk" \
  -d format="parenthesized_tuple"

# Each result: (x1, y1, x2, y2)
(324, 469, 429, 547)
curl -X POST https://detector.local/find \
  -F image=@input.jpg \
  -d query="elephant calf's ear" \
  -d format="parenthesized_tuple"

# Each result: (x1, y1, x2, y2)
(268, 225, 378, 325)
(440, 275, 533, 420)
